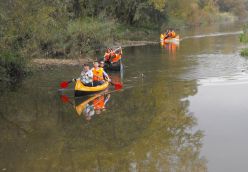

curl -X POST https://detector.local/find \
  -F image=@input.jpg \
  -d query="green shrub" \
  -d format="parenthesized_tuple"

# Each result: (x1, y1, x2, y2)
(0, 51, 28, 82)
(240, 35, 248, 44)
(240, 25, 248, 42)
(241, 48, 248, 57)
(240, 25, 248, 57)
(67, 18, 118, 54)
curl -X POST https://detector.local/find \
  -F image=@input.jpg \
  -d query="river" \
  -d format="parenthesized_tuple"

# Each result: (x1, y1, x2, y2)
(0, 22, 248, 172)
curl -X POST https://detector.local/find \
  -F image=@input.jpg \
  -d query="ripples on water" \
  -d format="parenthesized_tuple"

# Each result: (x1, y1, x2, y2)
(181, 31, 242, 40)
(180, 53, 248, 82)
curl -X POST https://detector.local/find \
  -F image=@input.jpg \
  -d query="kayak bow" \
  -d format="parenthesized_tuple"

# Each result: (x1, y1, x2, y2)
(74, 80, 109, 96)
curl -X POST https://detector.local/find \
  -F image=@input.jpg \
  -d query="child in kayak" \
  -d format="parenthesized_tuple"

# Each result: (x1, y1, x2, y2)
(92, 61, 110, 86)
(79, 64, 93, 87)
(99, 60, 105, 68)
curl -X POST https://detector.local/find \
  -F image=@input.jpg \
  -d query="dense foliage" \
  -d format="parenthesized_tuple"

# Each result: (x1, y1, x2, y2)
(0, 0, 248, 80)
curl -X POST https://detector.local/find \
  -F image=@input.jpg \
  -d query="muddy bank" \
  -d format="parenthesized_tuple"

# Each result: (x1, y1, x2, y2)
(32, 58, 93, 67)
(112, 40, 159, 48)
(31, 40, 159, 66)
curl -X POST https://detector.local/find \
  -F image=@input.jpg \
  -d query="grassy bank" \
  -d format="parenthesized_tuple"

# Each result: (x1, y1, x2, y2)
(241, 48, 248, 56)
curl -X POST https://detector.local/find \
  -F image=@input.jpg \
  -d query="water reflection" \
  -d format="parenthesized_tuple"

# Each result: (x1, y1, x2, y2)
(74, 93, 111, 121)
(5, 21, 241, 171)
(160, 42, 179, 57)
(1, 21, 248, 171)
(57, 79, 206, 171)
(0, 45, 207, 171)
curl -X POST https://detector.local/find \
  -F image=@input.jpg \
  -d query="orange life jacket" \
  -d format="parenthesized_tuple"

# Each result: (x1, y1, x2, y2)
(110, 51, 115, 57)
(171, 31, 176, 38)
(92, 67, 104, 81)
(93, 96, 105, 110)
(111, 53, 121, 63)
(104, 52, 110, 61)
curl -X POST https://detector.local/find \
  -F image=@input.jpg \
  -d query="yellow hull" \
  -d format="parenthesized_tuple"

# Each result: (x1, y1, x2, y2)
(74, 80, 109, 96)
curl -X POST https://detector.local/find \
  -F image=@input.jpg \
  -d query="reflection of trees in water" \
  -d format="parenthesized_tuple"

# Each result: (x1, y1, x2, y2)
(56, 79, 206, 171)
(0, 69, 206, 171)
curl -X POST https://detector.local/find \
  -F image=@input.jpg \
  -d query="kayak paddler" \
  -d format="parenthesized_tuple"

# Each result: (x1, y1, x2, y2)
(73, 64, 93, 86)
(113, 48, 122, 63)
(164, 29, 171, 39)
(171, 30, 176, 38)
(99, 60, 105, 68)
(91, 61, 110, 86)
(104, 48, 111, 62)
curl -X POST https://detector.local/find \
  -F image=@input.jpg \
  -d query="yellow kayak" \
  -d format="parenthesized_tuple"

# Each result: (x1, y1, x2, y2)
(74, 80, 109, 96)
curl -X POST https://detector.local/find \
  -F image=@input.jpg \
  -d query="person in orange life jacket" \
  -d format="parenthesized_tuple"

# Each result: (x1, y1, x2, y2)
(109, 49, 116, 62)
(91, 61, 110, 86)
(99, 60, 109, 80)
(161, 30, 168, 39)
(164, 29, 172, 39)
(99, 60, 105, 68)
(110, 48, 122, 63)
(164, 29, 169, 37)
(94, 94, 111, 115)
(171, 30, 176, 38)
(104, 48, 111, 62)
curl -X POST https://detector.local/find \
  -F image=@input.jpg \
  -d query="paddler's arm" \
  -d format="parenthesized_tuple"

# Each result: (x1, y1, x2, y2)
(87, 70, 93, 80)
(103, 70, 111, 82)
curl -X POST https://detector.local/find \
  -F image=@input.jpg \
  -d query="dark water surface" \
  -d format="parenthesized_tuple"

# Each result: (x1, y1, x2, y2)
(1, 22, 248, 172)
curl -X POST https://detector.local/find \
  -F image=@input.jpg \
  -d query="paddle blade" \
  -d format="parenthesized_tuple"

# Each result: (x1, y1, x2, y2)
(60, 95, 69, 103)
(114, 83, 123, 90)
(60, 81, 69, 88)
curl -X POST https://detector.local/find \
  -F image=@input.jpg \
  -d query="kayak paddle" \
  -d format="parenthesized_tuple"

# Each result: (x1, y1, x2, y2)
(60, 95, 70, 103)
(60, 95, 74, 105)
(110, 82, 123, 90)
(60, 80, 73, 88)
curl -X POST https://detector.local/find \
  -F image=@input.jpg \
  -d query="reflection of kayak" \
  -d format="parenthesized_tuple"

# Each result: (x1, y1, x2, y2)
(160, 35, 180, 43)
(104, 59, 122, 71)
(160, 41, 179, 47)
(75, 93, 111, 120)
(74, 80, 109, 97)
(75, 94, 100, 116)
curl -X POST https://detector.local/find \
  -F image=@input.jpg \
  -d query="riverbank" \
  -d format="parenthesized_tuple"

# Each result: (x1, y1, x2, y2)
(112, 40, 158, 48)
(32, 58, 92, 67)
(31, 40, 159, 66)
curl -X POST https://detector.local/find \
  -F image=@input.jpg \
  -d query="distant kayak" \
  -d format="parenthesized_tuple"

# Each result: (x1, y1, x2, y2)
(74, 80, 109, 97)
(161, 35, 180, 43)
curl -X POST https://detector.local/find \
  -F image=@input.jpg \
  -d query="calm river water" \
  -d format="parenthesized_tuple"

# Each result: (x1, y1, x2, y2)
(0, 22, 248, 172)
